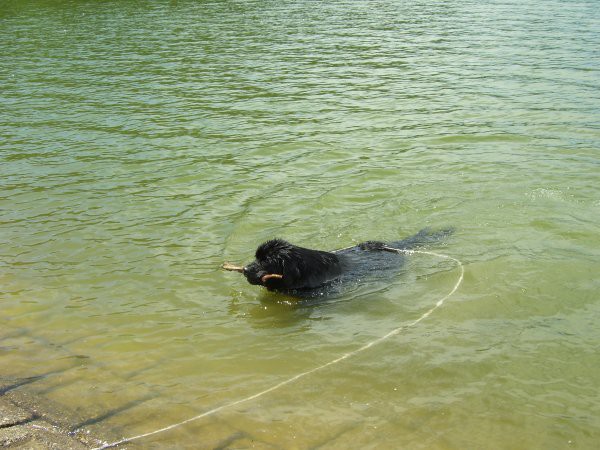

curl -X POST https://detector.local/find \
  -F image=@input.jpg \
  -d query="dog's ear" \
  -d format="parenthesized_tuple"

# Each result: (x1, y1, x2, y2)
(280, 257, 303, 286)
(265, 241, 305, 288)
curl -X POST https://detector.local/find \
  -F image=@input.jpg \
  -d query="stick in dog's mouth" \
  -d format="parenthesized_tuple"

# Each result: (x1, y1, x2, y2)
(221, 263, 283, 283)
(260, 273, 283, 282)
(221, 263, 244, 273)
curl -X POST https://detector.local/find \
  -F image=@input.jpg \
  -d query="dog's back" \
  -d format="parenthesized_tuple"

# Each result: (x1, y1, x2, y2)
(281, 228, 453, 299)
(386, 227, 454, 250)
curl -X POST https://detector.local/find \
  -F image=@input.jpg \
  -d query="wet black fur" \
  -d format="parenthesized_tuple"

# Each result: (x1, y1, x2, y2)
(243, 228, 453, 298)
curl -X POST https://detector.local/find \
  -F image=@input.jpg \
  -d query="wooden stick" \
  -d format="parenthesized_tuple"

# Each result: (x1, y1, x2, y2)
(261, 273, 283, 282)
(222, 263, 244, 273)
(221, 263, 283, 283)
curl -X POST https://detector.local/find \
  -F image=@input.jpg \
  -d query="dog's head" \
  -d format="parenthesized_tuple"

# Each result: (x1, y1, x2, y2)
(243, 239, 341, 291)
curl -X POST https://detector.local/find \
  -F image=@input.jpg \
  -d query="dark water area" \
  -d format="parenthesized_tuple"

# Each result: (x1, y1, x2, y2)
(1, 0, 599, 448)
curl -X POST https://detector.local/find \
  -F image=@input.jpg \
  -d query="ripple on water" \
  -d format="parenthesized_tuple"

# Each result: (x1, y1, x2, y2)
(1, 0, 600, 448)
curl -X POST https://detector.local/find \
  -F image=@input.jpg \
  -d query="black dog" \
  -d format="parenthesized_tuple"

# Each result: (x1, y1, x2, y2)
(241, 228, 452, 298)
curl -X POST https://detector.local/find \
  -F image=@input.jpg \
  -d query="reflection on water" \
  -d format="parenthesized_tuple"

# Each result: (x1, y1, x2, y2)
(2, 0, 600, 448)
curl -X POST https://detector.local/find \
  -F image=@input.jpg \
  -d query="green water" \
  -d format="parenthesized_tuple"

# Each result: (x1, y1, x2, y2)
(2, 0, 600, 448)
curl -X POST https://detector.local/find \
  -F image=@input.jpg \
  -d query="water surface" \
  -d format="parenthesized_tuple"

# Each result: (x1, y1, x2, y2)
(1, 0, 600, 448)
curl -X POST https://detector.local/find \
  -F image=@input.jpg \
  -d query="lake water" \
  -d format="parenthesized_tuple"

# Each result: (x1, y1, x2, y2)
(2, 0, 599, 448)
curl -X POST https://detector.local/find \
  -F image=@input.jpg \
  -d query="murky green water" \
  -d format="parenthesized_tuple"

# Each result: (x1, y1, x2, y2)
(2, 0, 600, 448)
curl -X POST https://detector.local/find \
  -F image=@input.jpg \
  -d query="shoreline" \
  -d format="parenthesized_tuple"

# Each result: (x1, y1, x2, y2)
(0, 388, 111, 449)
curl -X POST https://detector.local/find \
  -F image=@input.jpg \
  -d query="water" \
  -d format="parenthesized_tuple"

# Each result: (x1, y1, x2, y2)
(1, 0, 599, 448)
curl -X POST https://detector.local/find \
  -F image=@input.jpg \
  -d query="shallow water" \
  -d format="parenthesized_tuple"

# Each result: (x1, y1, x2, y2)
(1, 0, 600, 448)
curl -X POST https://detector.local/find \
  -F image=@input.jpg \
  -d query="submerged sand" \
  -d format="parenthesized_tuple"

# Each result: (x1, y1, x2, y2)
(0, 389, 104, 449)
